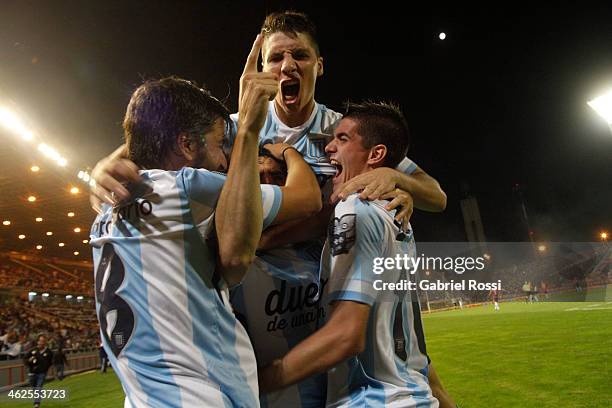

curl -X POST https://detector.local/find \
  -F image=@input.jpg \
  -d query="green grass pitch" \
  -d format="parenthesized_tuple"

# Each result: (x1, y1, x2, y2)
(424, 297, 612, 407)
(5, 295, 611, 407)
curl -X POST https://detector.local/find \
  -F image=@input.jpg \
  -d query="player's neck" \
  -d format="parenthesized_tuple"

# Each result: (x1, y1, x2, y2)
(275, 100, 315, 128)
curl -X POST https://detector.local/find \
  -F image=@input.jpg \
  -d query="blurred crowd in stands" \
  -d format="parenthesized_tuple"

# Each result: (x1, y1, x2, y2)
(0, 260, 98, 360)
(0, 264, 93, 297)
(0, 299, 99, 360)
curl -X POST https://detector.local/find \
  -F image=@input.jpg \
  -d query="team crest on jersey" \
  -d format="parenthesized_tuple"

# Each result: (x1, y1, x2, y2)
(329, 214, 356, 256)
(306, 133, 330, 162)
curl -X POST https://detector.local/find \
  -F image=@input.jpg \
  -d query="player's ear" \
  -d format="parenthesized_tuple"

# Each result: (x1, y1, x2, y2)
(317, 56, 324, 77)
(177, 133, 197, 161)
(367, 144, 387, 167)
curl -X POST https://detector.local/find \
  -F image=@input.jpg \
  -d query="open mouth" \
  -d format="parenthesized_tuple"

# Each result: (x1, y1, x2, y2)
(330, 159, 343, 180)
(281, 80, 300, 104)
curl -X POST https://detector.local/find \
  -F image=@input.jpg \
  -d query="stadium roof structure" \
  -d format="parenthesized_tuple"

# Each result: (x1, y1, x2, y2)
(0, 129, 95, 262)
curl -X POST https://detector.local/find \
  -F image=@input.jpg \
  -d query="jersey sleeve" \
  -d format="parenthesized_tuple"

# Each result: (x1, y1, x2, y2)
(181, 167, 227, 209)
(260, 184, 282, 229)
(180, 167, 282, 229)
(326, 196, 385, 306)
(396, 157, 418, 175)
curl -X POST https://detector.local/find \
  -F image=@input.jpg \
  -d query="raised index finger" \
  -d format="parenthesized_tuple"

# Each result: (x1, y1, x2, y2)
(243, 34, 263, 75)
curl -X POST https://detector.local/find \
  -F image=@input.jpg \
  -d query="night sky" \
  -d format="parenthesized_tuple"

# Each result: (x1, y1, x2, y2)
(1, 2, 610, 242)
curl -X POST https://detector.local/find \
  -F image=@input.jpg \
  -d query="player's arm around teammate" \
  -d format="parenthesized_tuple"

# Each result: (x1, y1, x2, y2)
(333, 165, 447, 213)
(258, 296, 370, 392)
(259, 142, 322, 225)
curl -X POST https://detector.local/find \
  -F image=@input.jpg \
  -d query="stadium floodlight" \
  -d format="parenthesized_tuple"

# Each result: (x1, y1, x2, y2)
(77, 171, 84, 179)
(31, 165, 40, 172)
(83, 173, 91, 182)
(538, 244, 547, 252)
(38, 143, 60, 161)
(58, 242, 65, 247)
(82, 239, 89, 244)
(42, 293, 49, 297)
(65, 295, 73, 300)
(27, 196, 36, 202)
(0, 107, 34, 141)
(18, 234, 25, 239)
(36, 245, 42, 250)
(73, 251, 80, 256)
(77, 295, 84, 300)
(70, 186, 80, 194)
(67, 212, 75, 217)
(2, 220, 10, 226)
(38, 143, 68, 167)
(588, 90, 612, 129)
(74, 227, 81, 233)
(35, 217, 43, 222)
(28, 292, 37, 296)
(46, 231, 53, 236)
(601, 232, 609, 241)
(439, 32, 446, 40)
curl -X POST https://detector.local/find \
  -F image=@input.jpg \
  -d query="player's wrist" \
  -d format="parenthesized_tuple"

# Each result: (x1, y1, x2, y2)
(281, 146, 300, 162)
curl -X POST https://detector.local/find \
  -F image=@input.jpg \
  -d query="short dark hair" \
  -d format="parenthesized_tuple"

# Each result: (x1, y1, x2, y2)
(343, 101, 410, 168)
(261, 11, 320, 56)
(124, 77, 230, 169)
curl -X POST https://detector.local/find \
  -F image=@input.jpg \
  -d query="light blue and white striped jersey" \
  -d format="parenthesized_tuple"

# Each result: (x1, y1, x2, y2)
(89, 168, 282, 408)
(322, 194, 438, 408)
(230, 241, 328, 408)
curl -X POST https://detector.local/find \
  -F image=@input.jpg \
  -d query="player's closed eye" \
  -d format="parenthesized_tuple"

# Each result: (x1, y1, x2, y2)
(293, 51, 309, 60)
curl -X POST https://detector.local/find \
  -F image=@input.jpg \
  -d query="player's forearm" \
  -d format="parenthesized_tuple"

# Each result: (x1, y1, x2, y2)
(394, 170, 447, 212)
(285, 149, 322, 214)
(215, 129, 262, 284)
(273, 150, 322, 225)
(259, 321, 359, 392)
(257, 204, 332, 250)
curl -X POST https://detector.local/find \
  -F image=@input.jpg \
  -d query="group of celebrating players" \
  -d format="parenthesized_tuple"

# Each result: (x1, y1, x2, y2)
(88, 11, 457, 408)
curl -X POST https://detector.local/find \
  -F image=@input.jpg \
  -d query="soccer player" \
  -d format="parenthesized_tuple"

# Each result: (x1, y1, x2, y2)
(490, 289, 501, 311)
(90, 73, 321, 407)
(258, 102, 456, 408)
